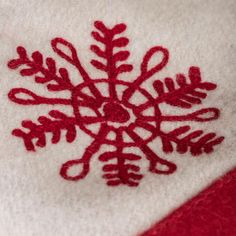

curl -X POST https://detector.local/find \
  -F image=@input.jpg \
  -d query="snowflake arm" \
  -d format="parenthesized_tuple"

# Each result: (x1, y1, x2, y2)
(136, 66, 217, 113)
(8, 46, 74, 91)
(12, 110, 77, 151)
(160, 126, 224, 155)
(99, 151, 143, 187)
(90, 21, 133, 100)
(99, 129, 143, 187)
(90, 21, 133, 79)
(154, 66, 216, 108)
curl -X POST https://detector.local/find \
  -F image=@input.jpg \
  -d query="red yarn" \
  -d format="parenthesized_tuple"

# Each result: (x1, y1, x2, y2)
(141, 168, 236, 236)
(7, 20, 224, 187)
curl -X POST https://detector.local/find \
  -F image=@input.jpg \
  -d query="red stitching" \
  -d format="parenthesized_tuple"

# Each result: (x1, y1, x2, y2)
(7, 21, 224, 187)
(12, 110, 76, 151)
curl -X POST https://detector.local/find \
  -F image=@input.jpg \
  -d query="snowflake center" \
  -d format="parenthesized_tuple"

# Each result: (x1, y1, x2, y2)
(103, 102, 130, 123)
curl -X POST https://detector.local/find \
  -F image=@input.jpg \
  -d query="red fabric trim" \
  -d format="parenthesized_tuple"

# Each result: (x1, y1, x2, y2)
(141, 168, 236, 236)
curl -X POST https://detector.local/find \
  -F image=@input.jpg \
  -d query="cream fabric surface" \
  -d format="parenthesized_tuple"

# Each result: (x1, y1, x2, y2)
(0, 0, 236, 235)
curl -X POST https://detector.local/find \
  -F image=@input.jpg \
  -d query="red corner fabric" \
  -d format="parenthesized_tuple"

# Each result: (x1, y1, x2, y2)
(141, 168, 236, 236)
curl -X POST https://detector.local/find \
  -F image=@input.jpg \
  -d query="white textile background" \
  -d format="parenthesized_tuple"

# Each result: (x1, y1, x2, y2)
(0, 1, 236, 235)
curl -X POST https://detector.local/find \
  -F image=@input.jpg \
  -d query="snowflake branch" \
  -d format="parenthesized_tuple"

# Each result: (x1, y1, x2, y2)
(135, 66, 217, 112)
(12, 110, 77, 151)
(91, 21, 133, 79)
(99, 129, 143, 187)
(8, 46, 74, 91)
(160, 126, 224, 155)
(90, 21, 133, 99)
(153, 66, 216, 108)
(99, 151, 143, 187)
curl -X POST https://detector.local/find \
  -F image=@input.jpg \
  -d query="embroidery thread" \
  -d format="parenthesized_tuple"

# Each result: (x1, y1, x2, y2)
(7, 21, 224, 187)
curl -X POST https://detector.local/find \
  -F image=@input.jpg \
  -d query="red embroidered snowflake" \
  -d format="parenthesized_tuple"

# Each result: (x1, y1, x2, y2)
(8, 21, 224, 187)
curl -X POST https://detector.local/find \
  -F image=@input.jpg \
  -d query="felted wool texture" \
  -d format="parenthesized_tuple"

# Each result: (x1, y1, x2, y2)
(0, 0, 236, 236)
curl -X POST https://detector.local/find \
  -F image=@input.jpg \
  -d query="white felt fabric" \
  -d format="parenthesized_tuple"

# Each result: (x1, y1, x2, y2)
(0, 0, 236, 235)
